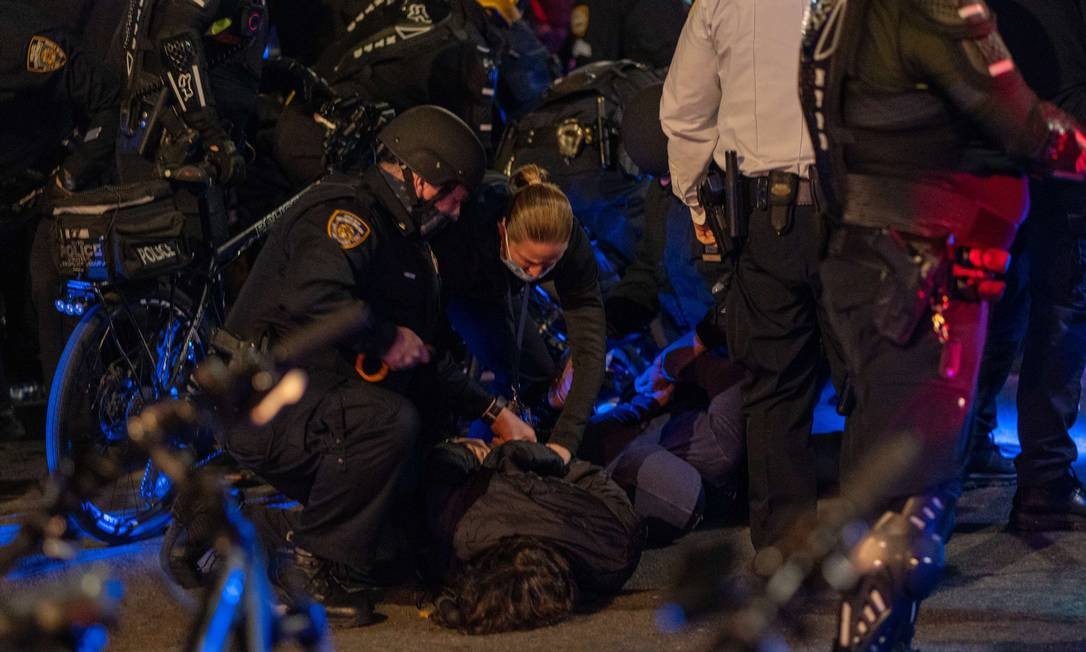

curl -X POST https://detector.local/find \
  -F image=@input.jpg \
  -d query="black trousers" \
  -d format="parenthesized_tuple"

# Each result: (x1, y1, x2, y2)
(225, 371, 421, 572)
(723, 202, 842, 550)
(822, 226, 984, 503)
(968, 178, 1086, 486)
(30, 216, 76, 388)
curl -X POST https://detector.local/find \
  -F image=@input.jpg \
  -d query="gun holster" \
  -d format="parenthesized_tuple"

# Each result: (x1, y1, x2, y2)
(698, 162, 747, 259)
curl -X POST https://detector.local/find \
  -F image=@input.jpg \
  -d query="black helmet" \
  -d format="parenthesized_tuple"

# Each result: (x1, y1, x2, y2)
(377, 105, 487, 192)
(621, 83, 669, 177)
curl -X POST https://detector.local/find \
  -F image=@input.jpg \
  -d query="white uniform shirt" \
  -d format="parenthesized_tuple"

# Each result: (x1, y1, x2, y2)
(660, 0, 813, 219)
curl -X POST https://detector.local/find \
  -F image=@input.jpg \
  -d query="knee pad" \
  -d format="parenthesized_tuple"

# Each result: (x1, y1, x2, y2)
(835, 493, 950, 651)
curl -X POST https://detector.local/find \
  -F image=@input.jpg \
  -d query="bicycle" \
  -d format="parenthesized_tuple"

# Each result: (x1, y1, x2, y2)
(126, 307, 369, 651)
(45, 86, 391, 545)
(45, 166, 316, 545)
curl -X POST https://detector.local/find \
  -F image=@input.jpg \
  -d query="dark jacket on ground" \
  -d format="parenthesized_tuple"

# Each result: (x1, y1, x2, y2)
(426, 440, 644, 595)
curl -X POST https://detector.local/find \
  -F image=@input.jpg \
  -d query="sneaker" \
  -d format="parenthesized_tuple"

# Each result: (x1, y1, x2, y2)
(269, 547, 383, 627)
(1010, 472, 1086, 532)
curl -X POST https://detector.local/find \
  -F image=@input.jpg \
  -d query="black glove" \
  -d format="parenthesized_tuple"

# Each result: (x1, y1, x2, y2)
(204, 137, 246, 186)
(185, 108, 246, 185)
(484, 440, 567, 477)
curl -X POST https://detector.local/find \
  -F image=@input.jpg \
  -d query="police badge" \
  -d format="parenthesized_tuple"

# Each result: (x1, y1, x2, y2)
(556, 119, 587, 161)
(26, 35, 67, 73)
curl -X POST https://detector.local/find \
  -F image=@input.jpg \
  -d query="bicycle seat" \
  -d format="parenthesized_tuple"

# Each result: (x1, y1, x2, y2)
(51, 180, 173, 216)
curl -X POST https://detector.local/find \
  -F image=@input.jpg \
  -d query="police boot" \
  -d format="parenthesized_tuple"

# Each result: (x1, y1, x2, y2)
(833, 494, 949, 652)
(1010, 471, 1086, 532)
(964, 433, 1015, 480)
(270, 547, 383, 628)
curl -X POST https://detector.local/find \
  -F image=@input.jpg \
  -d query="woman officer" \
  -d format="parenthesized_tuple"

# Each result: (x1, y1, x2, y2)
(431, 165, 606, 464)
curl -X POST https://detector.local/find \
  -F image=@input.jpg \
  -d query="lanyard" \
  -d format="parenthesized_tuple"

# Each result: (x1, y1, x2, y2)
(506, 281, 535, 424)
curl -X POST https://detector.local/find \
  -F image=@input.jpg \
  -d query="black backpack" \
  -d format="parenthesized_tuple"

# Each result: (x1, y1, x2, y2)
(494, 60, 666, 181)
(494, 60, 665, 270)
(314, 0, 502, 151)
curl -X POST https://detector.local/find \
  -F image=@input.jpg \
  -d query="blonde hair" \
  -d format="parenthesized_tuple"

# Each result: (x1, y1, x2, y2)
(505, 165, 574, 245)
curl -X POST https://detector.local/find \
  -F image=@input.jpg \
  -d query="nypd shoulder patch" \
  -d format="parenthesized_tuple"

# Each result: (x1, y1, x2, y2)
(326, 209, 372, 250)
(27, 35, 67, 74)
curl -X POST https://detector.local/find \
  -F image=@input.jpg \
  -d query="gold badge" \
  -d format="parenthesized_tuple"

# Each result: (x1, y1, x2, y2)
(571, 4, 589, 38)
(326, 210, 371, 250)
(26, 35, 67, 73)
(556, 119, 587, 160)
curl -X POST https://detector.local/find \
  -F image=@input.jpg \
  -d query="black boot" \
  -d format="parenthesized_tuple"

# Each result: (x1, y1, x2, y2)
(270, 547, 383, 627)
(965, 434, 1015, 480)
(1010, 472, 1086, 531)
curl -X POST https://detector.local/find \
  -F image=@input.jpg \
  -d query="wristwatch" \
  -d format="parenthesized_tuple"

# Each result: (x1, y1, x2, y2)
(481, 396, 509, 425)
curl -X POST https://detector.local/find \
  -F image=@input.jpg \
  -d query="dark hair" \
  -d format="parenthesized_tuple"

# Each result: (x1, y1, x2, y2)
(430, 536, 578, 635)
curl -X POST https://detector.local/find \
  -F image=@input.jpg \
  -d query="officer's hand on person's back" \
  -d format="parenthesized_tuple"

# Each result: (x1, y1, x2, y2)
(490, 408, 536, 445)
(382, 326, 432, 370)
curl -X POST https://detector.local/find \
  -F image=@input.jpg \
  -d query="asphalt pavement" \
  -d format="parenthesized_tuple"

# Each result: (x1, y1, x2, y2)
(1, 430, 1084, 652)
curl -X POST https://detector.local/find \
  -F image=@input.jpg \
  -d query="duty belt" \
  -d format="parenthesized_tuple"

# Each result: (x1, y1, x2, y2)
(742, 173, 815, 211)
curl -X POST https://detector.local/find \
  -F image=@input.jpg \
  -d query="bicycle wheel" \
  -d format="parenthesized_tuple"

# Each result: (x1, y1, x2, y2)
(46, 291, 212, 544)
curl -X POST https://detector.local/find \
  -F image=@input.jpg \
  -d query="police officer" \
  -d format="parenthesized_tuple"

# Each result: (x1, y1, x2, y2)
(963, 0, 1086, 526)
(661, 0, 845, 564)
(431, 164, 606, 464)
(313, 0, 504, 152)
(1, 0, 121, 387)
(606, 82, 715, 339)
(111, 0, 261, 184)
(799, 0, 1086, 647)
(219, 106, 535, 625)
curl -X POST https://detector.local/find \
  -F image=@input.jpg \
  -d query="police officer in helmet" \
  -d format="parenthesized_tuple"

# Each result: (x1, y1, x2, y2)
(204, 105, 535, 625)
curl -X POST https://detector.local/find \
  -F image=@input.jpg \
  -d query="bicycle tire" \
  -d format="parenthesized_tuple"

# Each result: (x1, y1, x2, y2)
(46, 291, 212, 544)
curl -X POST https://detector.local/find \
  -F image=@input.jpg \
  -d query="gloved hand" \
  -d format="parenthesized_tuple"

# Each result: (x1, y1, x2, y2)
(484, 440, 567, 477)
(203, 137, 246, 186)
(185, 108, 246, 185)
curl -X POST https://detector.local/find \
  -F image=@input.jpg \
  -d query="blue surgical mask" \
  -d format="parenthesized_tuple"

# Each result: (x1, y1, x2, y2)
(500, 228, 556, 282)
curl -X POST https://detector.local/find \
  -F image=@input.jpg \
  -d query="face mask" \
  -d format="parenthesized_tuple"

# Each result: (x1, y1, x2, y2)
(500, 228, 556, 282)
(415, 204, 456, 239)
(379, 166, 456, 239)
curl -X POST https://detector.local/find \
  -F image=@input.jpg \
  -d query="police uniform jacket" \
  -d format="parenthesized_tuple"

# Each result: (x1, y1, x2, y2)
(226, 166, 494, 419)
(0, 1, 119, 198)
